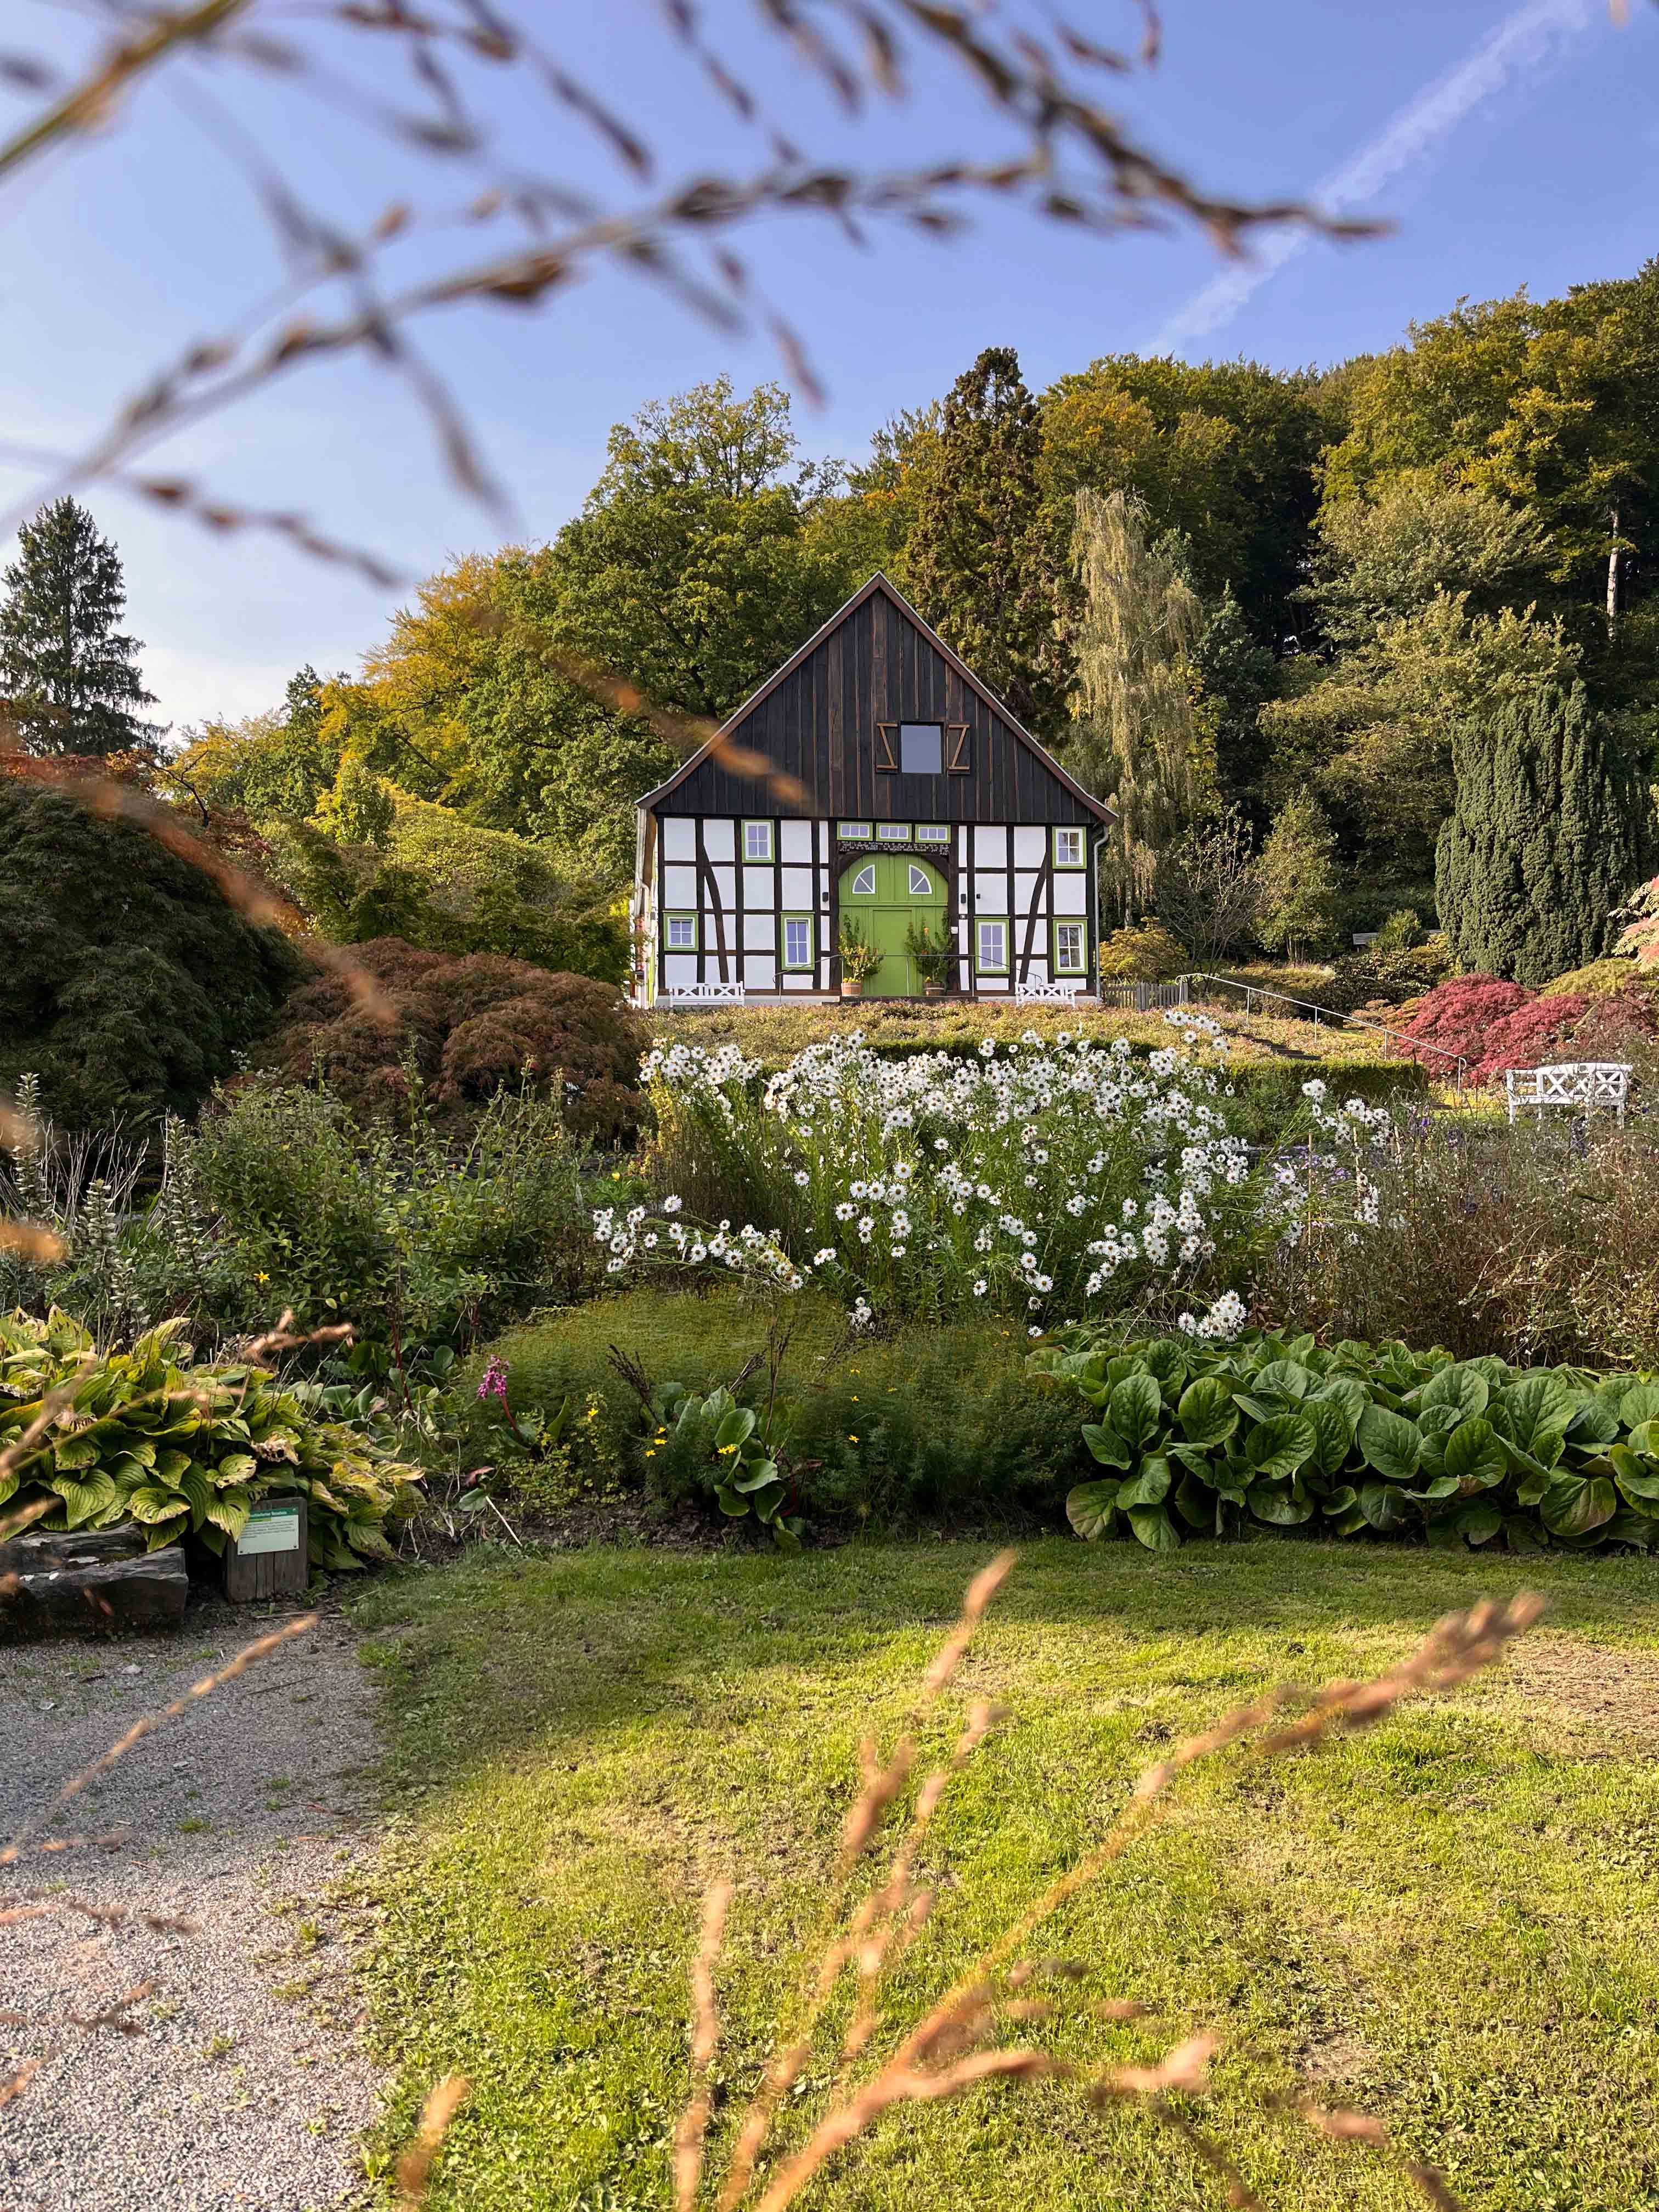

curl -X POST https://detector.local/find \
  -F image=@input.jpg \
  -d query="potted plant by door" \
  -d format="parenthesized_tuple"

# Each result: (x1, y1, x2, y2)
(905, 917, 953, 1001)
(837, 919, 883, 999)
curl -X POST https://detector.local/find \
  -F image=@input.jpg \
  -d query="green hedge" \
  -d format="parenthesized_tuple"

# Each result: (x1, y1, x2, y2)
(1039, 1328, 1659, 1553)
(469, 1287, 1082, 1527)
(1224, 1059, 1429, 1141)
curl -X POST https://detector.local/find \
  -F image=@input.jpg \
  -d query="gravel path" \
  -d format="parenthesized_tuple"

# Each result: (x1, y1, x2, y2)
(0, 1601, 385, 2212)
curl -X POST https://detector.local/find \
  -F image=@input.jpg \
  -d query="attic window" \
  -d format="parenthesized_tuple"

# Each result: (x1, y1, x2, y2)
(900, 722, 943, 775)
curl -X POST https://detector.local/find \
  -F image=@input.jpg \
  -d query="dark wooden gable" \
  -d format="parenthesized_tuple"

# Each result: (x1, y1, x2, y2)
(640, 574, 1110, 825)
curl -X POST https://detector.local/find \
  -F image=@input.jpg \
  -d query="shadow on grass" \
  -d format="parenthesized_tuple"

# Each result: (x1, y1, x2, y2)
(349, 1534, 1659, 1808)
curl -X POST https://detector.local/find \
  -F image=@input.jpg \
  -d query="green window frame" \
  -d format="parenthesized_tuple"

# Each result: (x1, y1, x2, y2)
(664, 911, 698, 951)
(915, 822, 949, 844)
(974, 916, 1009, 974)
(742, 819, 774, 862)
(781, 913, 814, 970)
(876, 822, 910, 844)
(1052, 919, 1087, 974)
(1053, 826, 1086, 868)
(838, 819, 872, 842)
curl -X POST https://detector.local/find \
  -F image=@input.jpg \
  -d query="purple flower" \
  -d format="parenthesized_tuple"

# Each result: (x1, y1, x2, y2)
(477, 1354, 510, 1403)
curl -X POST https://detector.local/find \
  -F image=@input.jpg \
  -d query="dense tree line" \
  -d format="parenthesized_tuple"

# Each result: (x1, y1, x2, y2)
(13, 259, 1658, 996)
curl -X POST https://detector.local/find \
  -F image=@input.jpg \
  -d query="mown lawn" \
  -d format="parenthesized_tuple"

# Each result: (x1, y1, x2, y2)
(353, 1542, 1659, 2212)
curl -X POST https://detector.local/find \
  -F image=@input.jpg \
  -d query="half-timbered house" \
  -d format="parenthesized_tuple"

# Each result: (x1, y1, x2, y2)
(631, 572, 1111, 1003)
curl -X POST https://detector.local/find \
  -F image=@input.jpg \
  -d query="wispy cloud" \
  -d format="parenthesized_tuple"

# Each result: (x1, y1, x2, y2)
(1146, 0, 1604, 357)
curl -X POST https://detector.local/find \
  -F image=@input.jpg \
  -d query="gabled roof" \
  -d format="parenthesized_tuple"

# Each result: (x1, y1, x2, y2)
(637, 571, 1113, 821)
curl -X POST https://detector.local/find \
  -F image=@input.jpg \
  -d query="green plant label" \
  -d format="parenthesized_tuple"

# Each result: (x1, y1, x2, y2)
(238, 1504, 302, 1556)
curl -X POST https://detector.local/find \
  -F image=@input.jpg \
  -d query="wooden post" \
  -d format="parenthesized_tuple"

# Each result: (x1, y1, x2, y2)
(223, 1494, 309, 1604)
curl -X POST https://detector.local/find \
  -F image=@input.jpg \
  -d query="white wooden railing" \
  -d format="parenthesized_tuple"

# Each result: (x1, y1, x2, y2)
(665, 980, 746, 1007)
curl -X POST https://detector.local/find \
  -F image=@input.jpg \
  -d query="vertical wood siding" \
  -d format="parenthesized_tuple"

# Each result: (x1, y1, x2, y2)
(659, 589, 1096, 827)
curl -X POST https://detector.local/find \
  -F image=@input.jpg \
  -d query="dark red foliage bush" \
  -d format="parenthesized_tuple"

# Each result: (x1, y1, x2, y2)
(263, 938, 647, 1141)
(1396, 977, 1533, 1076)
(1561, 983, 1659, 1077)
(1471, 993, 1587, 1083)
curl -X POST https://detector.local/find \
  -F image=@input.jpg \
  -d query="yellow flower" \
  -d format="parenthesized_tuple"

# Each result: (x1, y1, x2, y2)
(848, 1434, 859, 1442)
(645, 1449, 656, 1459)
(255, 1272, 269, 1285)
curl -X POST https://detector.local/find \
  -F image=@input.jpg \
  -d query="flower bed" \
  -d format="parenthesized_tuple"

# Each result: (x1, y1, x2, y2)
(599, 1017, 1387, 1332)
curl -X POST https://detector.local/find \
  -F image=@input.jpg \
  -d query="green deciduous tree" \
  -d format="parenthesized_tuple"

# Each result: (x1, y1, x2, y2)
(317, 753, 396, 847)
(900, 347, 1066, 733)
(0, 498, 159, 757)
(1040, 354, 1333, 648)
(1256, 794, 1341, 962)
(1321, 263, 1659, 637)
(1436, 680, 1651, 985)
(547, 377, 853, 720)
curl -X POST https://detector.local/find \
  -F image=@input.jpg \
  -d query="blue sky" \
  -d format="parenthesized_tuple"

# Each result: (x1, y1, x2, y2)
(3, 0, 1657, 733)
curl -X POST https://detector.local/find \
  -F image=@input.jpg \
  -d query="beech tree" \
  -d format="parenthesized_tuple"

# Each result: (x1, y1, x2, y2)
(0, 498, 158, 756)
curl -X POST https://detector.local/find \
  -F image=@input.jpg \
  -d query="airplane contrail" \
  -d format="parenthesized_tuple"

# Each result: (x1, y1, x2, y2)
(1145, 0, 1605, 357)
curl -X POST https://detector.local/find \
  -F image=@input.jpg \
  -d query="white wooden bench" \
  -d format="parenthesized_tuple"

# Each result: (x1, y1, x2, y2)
(666, 979, 746, 1008)
(1015, 979, 1084, 1006)
(1505, 1060, 1632, 1125)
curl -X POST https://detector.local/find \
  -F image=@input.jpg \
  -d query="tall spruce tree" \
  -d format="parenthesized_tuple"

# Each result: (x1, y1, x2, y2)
(0, 498, 158, 756)
(1436, 680, 1650, 983)
(899, 347, 1065, 733)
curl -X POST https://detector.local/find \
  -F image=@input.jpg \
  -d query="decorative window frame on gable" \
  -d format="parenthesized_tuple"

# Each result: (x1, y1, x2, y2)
(899, 721, 943, 775)
(1053, 826, 1086, 868)
(781, 913, 814, 970)
(742, 820, 774, 862)
(914, 822, 949, 844)
(664, 912, 698, 951)
(876, 822, 910, 844)
(837, 820, 873, 842)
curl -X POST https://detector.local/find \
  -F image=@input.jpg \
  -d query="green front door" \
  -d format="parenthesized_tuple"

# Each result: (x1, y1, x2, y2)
(839, 852, 947, 996)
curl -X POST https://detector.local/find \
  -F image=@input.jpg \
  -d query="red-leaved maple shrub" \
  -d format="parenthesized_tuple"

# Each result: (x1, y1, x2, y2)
(264, 938, 648, 1141)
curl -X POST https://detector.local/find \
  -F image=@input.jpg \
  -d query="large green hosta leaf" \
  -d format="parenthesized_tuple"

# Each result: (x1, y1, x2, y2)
(1443, 1418, 1507, 1492)
(48, 1469, 117, 1530)
(1419, 1364, 1490, 1421)
(1357, 1405, 1421, 1485)
(1358, 1479, 1414, 1532)
(1539, 1472, 1617, 1539)
(1245, 1413, 1317, 1481)
(1125, 1503, 1181, 1551)
(1066, 1480, 1120, 1542)
(1177, 1378, 1238, 1450)
(1109, 1373, 1164, 1451)
(1116, 1458, 1172, 1510)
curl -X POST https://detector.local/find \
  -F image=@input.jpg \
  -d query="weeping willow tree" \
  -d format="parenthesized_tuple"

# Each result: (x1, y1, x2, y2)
(1066, 487, 1215, 924)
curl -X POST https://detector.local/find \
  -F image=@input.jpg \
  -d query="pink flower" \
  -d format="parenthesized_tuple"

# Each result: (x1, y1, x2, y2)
(477, 1355, 510, 1402)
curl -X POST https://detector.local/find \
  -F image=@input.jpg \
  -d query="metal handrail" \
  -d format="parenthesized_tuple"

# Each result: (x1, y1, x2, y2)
(1187, 972, 1470, 1091)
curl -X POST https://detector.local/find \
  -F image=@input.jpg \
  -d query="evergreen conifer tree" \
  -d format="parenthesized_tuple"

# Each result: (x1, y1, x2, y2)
(1435, 680, 1650, 983)
(900, 347, 1065, 733)
(0, 497, 158, 755)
